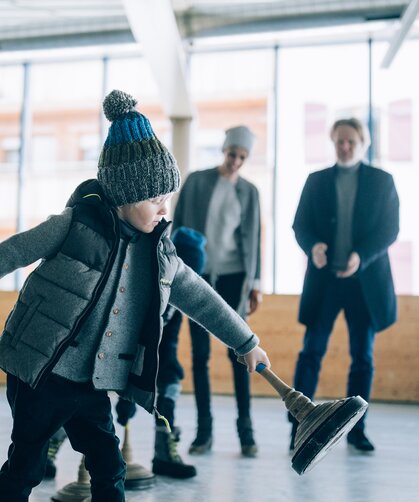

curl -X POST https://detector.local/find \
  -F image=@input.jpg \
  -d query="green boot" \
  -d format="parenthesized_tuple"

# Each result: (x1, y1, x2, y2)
(152, 427, 197, 479)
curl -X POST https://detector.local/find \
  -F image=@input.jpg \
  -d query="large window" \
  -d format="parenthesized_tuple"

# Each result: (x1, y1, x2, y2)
(371, 40, 419, 294)
(0, 65, 23, 289)
(190, 49, 275, 290)
(276, 43, 369, 294)
(107, 57, 169, 144)
(0, 35, 417, 295)
(29, 60, 103, 218)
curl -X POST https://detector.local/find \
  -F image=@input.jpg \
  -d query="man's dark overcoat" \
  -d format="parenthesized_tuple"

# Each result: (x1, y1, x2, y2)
(293, 163, 399, 332)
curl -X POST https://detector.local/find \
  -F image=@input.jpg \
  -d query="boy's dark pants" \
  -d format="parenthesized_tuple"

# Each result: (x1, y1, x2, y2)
(0, 374, 126, 502)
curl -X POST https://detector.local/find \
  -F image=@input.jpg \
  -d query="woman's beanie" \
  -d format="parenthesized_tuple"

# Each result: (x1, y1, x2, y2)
(98, 89, 181, 206)
(171, 227, 207, 275)
(222, 125, 255, 153)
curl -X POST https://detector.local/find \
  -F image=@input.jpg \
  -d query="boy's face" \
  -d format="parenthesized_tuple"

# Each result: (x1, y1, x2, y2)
(117, 193, 173, 233)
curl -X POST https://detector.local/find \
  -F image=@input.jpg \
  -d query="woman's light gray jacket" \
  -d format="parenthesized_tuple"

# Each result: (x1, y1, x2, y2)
(173, 167, 261, 318)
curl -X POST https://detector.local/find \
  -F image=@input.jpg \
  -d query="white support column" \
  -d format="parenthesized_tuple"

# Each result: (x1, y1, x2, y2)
(381, 0, 419, 68)
(122, 0, 195, 201)
(121, 0, 194, 120)
(169, 116, 193, 214)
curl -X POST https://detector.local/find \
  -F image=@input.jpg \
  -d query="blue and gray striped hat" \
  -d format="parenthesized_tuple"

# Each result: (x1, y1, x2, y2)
(98, 89, 181, 207)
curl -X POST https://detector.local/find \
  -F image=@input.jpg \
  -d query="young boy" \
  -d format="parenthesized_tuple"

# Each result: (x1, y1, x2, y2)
(45, 227, 206, 483)
(0, 89, 270, 502)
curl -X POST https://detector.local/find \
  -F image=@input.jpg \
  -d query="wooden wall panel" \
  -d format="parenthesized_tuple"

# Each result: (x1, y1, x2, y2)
(177, 295, 419, 403)
(0, 291, 18, 385)
(0, 292, 418, 402)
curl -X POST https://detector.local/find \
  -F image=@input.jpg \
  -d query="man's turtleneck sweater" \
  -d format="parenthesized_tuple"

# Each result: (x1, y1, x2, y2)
(331, 163, 360, 272)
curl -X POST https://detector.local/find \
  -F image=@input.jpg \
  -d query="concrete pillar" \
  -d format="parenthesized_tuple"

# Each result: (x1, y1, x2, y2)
(169, 116, 193, 215)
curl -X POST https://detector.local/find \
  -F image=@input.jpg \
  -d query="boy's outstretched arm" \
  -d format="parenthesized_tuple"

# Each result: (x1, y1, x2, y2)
(0, 208, 72, 278)
(169, 258, 270, 373)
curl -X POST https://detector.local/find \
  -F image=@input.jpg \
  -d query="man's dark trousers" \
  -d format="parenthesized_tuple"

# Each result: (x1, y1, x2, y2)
(293, 276, 375, 431)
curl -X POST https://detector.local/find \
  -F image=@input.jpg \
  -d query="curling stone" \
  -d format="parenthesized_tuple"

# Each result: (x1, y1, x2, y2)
(121, 424, 156, 490)
(50, 455, 90, 501)
(255, 362, 368, 475)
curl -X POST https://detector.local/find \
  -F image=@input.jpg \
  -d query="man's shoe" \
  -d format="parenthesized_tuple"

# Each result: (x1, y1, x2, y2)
(347, 429, 375, 452)
(237, 417, 258, 458)
(153, 427, 197, 479)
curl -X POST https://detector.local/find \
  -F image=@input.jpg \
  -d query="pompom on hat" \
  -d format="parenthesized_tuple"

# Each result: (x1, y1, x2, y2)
(98, 89, 181, 207)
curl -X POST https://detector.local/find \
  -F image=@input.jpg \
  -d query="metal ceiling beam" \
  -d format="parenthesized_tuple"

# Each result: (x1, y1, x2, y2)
(381, 0, 419, 67)
(122, 0, 194, 119)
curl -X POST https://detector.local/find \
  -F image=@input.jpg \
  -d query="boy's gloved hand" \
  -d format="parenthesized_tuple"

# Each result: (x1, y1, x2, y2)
(115, 398, 137, 426)
(240, 346, 270, 373)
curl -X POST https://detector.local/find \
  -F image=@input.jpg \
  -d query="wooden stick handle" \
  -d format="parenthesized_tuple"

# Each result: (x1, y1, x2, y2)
(247, 361, 316, 422)
(255, 363, 294, 399)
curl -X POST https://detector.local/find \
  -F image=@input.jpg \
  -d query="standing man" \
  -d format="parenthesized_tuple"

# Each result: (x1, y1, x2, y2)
(290, 117, 399, 452)
(173, 126, 262, 457)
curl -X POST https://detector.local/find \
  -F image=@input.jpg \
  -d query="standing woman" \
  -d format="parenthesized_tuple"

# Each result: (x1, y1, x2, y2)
(173, 126, 262, 457)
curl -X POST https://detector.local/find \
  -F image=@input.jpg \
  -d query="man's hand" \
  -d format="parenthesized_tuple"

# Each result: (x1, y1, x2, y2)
(336, 252, 360, 278)
(248, 289, 262, 315)
(311, 242, 328, 269)
(241, 346, 270, 373)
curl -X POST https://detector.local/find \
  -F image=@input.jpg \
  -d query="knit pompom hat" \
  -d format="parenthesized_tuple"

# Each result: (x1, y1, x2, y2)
(98, 89, 181, 206)
(171, 226, 207, 275)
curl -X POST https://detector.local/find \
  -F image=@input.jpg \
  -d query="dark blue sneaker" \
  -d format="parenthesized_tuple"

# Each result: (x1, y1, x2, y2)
(347, 429, 375, 452)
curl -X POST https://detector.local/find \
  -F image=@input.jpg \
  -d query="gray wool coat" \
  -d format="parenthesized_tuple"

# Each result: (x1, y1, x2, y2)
(172, 167, 261, 318)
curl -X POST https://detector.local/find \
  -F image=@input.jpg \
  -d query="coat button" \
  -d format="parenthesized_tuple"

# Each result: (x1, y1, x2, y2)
(106, 331, 112, 337)
(119, 287, 125, 293)
(124, 263, 129, 270)
(98, 352, 105, 360)
(113, 308, 120, 315)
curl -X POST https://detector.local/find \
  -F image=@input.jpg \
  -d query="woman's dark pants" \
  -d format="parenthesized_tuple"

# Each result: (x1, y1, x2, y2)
(189, 272, 251, 423)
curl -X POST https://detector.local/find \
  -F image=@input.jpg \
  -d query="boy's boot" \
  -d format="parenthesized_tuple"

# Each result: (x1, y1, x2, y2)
(152, 427, 197, 479)
(44, 435, 66, 479)
(237, 417, 258, 458)
(188, 416, 212, 454)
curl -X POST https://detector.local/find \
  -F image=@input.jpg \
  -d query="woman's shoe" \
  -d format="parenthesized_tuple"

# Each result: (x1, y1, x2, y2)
(237, 417, 258, 458)
(189, 417, 213, 454)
